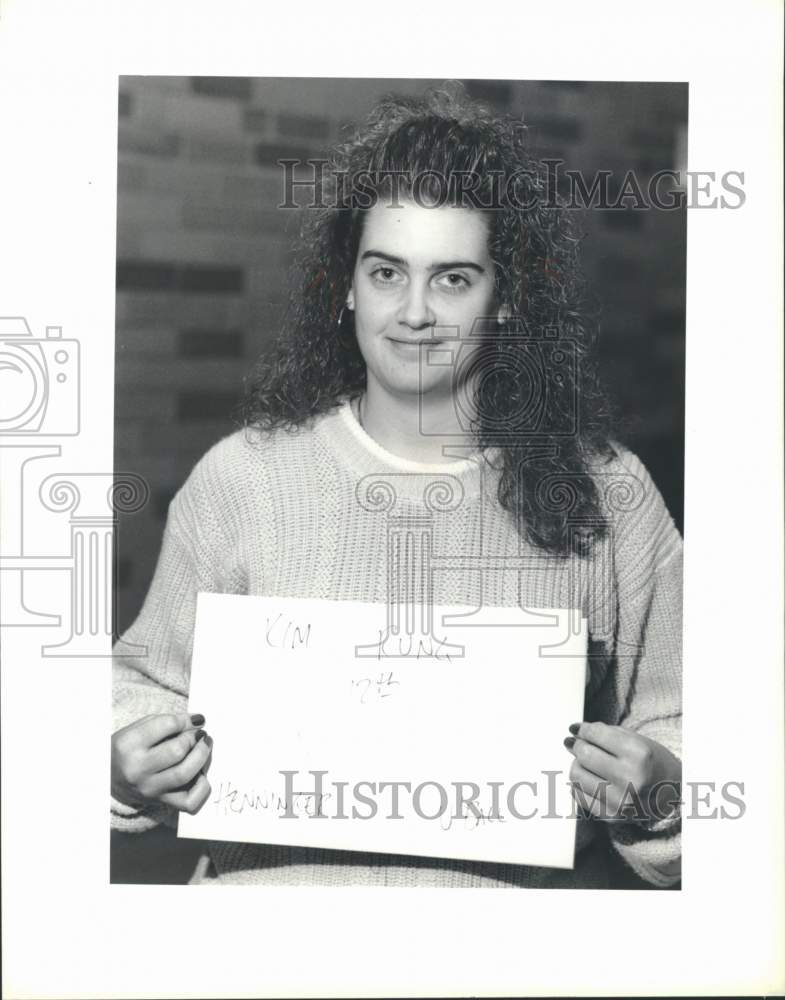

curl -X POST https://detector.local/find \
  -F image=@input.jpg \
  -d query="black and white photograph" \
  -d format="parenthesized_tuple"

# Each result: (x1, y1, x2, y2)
(111, 76, 687, 890)
(1, 3, 782, 998)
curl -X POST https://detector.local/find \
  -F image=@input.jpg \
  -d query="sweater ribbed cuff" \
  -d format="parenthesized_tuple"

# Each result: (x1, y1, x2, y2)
(609, 818, 682, 886)
(110, 795, 178, 834)
(636, 801, 682, 834)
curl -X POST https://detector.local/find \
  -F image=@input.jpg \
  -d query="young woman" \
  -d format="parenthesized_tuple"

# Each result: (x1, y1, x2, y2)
(111, 87, 683, 888)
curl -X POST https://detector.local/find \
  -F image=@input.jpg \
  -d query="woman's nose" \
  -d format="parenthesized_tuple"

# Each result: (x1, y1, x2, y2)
(397, 282, 435, 330)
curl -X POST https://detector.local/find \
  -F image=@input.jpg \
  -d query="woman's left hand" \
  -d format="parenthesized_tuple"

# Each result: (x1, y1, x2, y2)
(564, 721, 682, 824)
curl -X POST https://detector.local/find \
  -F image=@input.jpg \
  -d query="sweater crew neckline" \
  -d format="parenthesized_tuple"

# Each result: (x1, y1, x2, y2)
(314, 398, 494, 500)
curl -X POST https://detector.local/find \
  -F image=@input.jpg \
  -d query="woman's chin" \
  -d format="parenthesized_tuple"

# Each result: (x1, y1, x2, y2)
(375, 373, 455, 402)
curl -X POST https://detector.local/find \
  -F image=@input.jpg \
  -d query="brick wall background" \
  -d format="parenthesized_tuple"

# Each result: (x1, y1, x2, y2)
(114, 77, 687, 634)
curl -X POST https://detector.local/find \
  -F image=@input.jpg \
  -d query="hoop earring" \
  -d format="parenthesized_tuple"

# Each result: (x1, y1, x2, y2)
(336, 305, 355, 349)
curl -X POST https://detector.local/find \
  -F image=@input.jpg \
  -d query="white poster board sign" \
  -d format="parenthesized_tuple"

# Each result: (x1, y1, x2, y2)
(179, 593, 587, 869)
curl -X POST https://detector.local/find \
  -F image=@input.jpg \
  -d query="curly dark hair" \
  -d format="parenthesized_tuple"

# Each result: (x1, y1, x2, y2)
(241, 84, 617, 555)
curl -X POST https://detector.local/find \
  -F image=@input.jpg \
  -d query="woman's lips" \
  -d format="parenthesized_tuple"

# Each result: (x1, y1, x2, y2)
(385, 337, 443, 359)
(386, 336, 444, 347)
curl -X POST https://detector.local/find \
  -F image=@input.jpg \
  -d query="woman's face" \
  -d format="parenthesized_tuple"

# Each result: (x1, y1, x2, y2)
(348, 199, 502, 402)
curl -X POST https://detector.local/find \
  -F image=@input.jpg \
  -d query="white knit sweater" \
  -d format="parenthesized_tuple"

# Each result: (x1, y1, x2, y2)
(112, 398, 683, 888)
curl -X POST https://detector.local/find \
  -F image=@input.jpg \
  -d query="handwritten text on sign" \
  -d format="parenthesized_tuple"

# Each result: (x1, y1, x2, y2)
(178, 593, 587, 869)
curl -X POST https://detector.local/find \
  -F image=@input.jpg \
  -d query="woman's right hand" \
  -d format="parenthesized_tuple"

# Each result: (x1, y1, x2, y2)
(111, 712, 213, 815)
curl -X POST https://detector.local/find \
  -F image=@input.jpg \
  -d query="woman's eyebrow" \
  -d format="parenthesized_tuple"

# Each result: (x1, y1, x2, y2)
(360, 249, 486, 273)
(360, 250, 406, 266)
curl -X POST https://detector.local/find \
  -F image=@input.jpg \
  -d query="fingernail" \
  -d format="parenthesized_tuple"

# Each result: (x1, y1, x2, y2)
(195, 729, 206, 742)
(190, 714, 205, 726)
(564, 736, 576, 749)
(568, 722, 581, 736)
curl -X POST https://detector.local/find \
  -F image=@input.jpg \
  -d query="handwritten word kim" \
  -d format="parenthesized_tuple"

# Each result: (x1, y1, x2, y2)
(264, 613, 312, 650)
